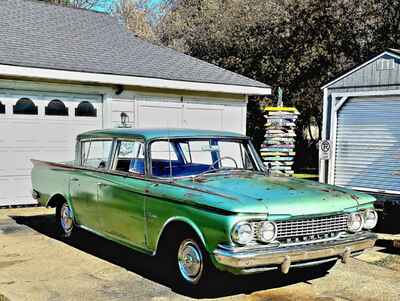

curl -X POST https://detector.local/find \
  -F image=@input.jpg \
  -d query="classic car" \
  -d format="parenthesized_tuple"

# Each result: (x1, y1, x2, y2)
(31, 128, 378, 286)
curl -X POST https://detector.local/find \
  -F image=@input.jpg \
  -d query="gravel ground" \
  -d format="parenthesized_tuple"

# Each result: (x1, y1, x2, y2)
(1, 207, 399, 301)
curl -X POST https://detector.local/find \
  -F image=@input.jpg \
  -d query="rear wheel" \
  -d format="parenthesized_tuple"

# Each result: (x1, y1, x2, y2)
(56, 201, 74, 238)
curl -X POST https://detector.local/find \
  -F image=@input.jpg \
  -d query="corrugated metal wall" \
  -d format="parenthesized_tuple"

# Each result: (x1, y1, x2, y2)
(334, 97, 400, 192)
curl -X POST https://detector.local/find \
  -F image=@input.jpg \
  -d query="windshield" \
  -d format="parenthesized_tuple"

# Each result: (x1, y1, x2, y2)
(150, 138, 261, 178)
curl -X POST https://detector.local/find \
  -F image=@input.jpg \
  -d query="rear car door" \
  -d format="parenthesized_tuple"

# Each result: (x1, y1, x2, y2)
(96, 139, 147, 249)
(70, 139, 113, 230)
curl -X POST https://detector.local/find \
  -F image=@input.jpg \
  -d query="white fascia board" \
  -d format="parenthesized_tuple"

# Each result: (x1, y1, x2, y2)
(321, 51, 400, 90)
(0, 64, 271, 96)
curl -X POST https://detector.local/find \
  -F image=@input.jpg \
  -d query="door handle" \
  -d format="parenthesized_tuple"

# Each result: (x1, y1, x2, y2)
(71, 178, 79, 182)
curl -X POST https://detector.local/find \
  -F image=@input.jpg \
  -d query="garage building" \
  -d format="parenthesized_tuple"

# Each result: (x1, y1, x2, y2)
(320, 49, 400, 205)
(0, 0, 271, 206)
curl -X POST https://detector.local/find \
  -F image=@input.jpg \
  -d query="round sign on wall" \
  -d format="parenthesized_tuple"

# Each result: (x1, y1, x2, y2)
(319, 140, 332, 160)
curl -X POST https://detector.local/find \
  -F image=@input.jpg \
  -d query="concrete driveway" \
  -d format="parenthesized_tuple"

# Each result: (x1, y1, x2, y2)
(0, 207, 399, 301)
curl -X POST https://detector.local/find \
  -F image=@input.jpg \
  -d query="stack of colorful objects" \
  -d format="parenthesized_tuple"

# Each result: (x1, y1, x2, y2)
(261, 106, 299, 176)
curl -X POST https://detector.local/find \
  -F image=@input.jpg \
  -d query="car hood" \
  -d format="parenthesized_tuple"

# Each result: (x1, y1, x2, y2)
(176, 173, 375, 216)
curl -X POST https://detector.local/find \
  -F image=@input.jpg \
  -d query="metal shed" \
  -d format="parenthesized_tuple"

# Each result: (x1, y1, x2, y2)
(320, 49, 400, 204)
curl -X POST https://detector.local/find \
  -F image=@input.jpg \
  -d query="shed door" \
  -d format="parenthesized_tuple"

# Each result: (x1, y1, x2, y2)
(0, 91, 103, 206)
(334, 97, 400, 193)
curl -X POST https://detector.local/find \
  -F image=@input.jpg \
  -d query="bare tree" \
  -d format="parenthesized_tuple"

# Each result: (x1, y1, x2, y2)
(42, 0, 109, 10)
(113, 0, 156, 41)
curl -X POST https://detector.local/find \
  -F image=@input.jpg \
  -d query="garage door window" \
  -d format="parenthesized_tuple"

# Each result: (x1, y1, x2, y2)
(13, 98, 38, 115)
(45, 99, 68, 116)
(0, 101, 4, 114)
(75, 101, 97, 117)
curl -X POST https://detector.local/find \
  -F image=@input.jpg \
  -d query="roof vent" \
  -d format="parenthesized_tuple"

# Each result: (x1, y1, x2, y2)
(377, 58, 395, 71)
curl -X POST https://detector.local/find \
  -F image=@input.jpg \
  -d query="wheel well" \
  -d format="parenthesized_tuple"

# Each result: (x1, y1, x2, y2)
(156, 220, 205, 255)
(47, 194, 66, 208)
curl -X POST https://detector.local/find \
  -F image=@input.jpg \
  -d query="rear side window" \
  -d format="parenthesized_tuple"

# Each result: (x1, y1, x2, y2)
(81, 140, 113, 169)
(114, 140, 145, 175)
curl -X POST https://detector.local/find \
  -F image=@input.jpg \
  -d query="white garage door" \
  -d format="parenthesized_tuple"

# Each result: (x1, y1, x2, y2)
(334, 97, 400, 193)
(0, 90, 103, 206)
(136, 96, 245, 133)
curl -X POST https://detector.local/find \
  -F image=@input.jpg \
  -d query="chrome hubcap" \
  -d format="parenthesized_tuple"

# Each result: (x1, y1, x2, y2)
(60, 203, 73, 234)
(177, 239, 203, 284)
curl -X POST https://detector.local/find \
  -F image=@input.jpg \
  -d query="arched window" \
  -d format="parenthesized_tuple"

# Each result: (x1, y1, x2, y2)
(0, 101, 5, 114)
(13, 98, 38, 115)
(45, 99, 68, 116)
(75, 101, 97, 117)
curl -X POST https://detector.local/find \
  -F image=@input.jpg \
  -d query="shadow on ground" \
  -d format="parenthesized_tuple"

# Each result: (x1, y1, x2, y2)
(10, 213, 328, 299)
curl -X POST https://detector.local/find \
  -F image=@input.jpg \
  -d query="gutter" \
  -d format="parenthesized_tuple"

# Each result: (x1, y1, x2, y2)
(0, 64, 272, 96)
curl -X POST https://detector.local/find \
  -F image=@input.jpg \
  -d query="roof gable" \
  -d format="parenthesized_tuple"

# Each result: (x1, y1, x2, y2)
(322, 50, 400, 89)
(0, 0, 269, 90)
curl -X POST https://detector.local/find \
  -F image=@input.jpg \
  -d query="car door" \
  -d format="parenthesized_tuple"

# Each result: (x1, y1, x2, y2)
(70, 139, 113, 230)
(96, 139, 147, 249)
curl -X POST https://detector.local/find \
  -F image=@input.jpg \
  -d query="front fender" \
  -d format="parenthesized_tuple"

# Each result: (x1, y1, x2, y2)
(153, 216, 207, 255)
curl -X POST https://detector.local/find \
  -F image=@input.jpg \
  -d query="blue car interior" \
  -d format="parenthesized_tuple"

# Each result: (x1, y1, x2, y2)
(116, 139, 231, 177)
(129, 159, 145, 174)
(151, 160, 210, 177)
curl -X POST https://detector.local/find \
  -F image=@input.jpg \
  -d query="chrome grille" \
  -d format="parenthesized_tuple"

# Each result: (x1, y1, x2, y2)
(275, 214, 348, 241)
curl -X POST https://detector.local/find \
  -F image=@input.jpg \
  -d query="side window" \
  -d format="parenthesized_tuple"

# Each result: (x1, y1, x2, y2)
(13, 98, 38, 115)
(218, 141, 244, 168)
(0, 101, 5, 114)
(151, 141, 178, 161)
(75, 101, 97, 117)
(118, 141, 144, 159)
(114, 140, 145, 174)
(81, 140, 113, 169)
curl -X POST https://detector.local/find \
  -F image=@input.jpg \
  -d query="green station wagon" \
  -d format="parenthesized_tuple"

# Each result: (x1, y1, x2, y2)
(31, 128, 377, 286)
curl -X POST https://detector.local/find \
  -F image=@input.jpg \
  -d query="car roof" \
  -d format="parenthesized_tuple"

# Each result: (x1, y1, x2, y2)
(77, 128, 246, 141)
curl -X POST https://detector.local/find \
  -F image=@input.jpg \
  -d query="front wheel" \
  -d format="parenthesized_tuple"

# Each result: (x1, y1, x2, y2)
(177, 238, 205, 285)
(162, 230, 215, 289)
(56, 201, 75, 238)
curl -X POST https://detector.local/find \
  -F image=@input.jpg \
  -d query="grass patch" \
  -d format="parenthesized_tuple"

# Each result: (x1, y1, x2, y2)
(293, 173, 319, 180)
(374, 254, 400, 271)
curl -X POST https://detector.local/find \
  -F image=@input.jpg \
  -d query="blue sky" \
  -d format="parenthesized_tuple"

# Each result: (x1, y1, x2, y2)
(93, 0, 161, 12)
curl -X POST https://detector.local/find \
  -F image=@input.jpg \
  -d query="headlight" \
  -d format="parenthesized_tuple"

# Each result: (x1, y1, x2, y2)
(258, 221, 277, 243)
(347, 212, 364, 232)
(363, 209, 378, 229)
(231, 222, 253, 245)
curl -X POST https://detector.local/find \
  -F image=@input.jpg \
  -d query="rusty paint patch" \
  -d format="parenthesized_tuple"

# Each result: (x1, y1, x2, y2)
(193, 177, 208, 183)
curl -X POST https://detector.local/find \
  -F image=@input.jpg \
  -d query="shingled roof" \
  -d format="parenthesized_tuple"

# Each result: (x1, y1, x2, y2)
(0, 0, 269, 90)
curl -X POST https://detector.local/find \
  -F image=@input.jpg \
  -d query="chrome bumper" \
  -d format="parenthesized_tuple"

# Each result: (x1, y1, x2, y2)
(213, 233, 376, 274)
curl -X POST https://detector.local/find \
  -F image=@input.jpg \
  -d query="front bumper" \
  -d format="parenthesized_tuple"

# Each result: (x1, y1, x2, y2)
(213, 232, 376, 274)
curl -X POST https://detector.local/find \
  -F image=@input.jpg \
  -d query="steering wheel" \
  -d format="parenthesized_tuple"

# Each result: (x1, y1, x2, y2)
(192, 156, 239, 180)
(210, 156, 238, 170)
